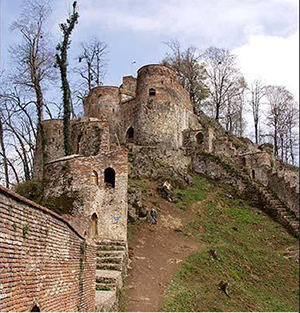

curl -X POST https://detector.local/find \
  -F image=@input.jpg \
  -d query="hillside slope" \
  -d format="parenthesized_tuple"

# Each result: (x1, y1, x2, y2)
(122, 175, 298, 312)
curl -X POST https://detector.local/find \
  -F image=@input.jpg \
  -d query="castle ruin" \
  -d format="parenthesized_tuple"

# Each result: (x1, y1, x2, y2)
(0, 64, 298, 311)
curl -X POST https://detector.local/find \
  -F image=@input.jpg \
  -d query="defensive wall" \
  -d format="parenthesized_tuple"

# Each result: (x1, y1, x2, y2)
(0, 185, 96, 312)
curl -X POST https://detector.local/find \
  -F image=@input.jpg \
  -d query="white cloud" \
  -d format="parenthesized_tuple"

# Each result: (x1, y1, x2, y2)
(234, 31, 299, 100)
(73, 0, 298, 48)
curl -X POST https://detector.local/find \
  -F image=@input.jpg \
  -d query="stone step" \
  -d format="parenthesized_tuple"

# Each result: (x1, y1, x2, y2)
(96, 240, 126, 247)
(283, 215, 296, 222)
(275, 206, 289, 210)
(96, 283, 116, 291)
(269, 201, 283, 206)
(97, 262, 123, 271)
(97, 256, 123, 264)
(96, 270, 122, 283)
(96, 276, 116, 284)
(290, 222, 299, 229)
(97, 250, 125, 258)
(97, 245, 126, 252)
(95, 290, 117, 312)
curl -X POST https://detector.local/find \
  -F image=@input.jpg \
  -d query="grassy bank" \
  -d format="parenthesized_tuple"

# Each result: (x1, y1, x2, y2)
(162, 175, 298, 312)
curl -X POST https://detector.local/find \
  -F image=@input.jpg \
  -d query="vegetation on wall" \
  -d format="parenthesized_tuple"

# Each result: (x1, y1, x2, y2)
(55, 2, 79, 156)
(14, 179, 44, 205)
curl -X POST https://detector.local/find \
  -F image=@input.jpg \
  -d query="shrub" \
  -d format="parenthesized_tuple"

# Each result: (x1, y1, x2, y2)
(15, 179, 44, 205)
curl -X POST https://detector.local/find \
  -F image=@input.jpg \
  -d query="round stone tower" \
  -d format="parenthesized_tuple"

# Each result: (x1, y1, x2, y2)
(83, 86, 120, 120)
(133, 64, 194, 149)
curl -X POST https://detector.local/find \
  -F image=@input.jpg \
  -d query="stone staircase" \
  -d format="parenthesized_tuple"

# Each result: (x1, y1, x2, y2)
(195, 152, 299, 239)
(95, 240, 127, 311)
(257, 185, 299, 237)
(229, 159, 299, 238)
(228, 160, 299, 238)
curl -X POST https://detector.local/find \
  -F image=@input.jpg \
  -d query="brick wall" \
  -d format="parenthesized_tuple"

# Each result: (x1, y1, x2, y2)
(43, 150, 128, 242)
(0, 186, 96, 312)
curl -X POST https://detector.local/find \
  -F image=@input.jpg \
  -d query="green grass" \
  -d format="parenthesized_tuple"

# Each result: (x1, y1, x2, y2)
(162, 174, 299, 312)
(173, 174, 216, 210)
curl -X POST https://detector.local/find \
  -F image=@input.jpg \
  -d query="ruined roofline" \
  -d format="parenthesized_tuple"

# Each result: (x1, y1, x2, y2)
(137, 63, 176, 75)
(122, 75, 136, 79)
(41, 118, 63, 123)
(89, 85, 119, 92)
(42, 117, 106, 124)
(0, 184, 85, 240)
(45, 149, 128, 166)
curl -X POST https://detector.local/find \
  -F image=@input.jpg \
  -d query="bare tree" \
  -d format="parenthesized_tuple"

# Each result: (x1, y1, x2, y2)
(0, 107, 9, 188)
(249, 80, 265, 144)
(10, 0, 55, 172)
(162, 40, 209, 113)
(10, 0, 54, 122)
(202, 47, 244, 121)
(223, 77, 247, 136)
(75, 37, 108, 93)
(55, 1, 79, 156)
(0, 85, 37, 184)
(265, 85, 296, 158)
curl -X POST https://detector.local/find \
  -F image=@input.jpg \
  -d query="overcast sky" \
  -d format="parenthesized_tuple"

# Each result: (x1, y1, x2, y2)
(1, 0, 299, 100)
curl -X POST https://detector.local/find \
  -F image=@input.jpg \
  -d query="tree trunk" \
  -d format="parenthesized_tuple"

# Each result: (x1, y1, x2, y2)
(0, 114, 9, 188)
(254, 121, 258, 144)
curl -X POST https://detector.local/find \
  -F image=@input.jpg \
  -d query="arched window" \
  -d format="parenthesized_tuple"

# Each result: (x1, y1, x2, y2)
(149, 88, 156, 96)
(104, 167, 115, 188)
(91, 213, 98, 237)
(252, 169, 256, 179)
(126, 126, 134, 142)
(196, 132, 204, 146)
(76, 133, 82, 153)
(31, 305, 40, 312)
(92, 171, 99, 185)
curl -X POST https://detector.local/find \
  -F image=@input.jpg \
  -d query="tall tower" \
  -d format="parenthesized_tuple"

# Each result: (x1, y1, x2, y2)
(134, 64, 193, 149)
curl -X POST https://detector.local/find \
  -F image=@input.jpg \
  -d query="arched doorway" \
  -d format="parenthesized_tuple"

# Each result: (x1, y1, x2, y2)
(104, 167, 116, 188)
(196, 132, 204, 146)
(91, 213, 98, 237)
(31, 305, 40, 312)
(126, 126, 134, 142)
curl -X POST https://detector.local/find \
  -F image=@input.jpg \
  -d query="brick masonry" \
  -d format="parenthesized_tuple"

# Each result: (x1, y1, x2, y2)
(43, 150, 128, 242)
(0, 186, 96, 312)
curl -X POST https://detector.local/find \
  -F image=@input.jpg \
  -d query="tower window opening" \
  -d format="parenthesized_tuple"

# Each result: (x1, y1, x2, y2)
(126, 126, 134, 142)
(149, 88, 156, 96)
(92, 170, 99, 185)
(91, 213, 98, 237)
(31, 305, 40, 312)
(252, 169, 256, 179)
(76, 133, 82, 153)
(196, 132, 204, 146)
(104, 167, 115, 188)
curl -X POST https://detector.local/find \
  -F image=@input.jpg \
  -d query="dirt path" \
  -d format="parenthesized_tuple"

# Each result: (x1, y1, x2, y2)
(123, 190, 205, 312)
